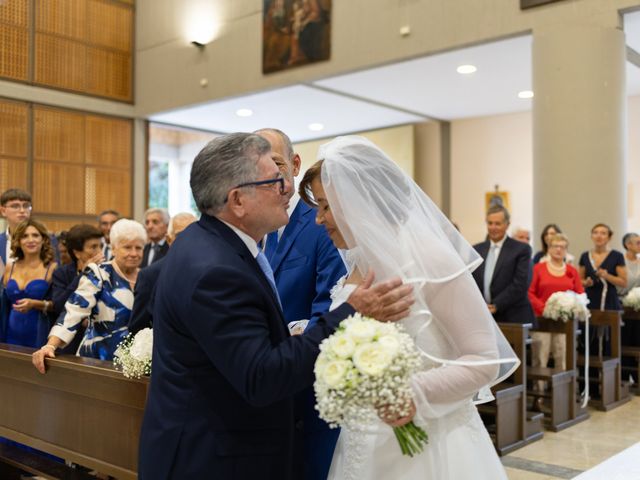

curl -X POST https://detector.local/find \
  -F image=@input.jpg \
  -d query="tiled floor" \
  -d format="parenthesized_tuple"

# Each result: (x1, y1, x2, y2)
(503, 396, 640, 479)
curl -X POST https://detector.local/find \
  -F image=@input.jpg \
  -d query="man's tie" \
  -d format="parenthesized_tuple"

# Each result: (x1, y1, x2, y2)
(255, 251, 283, 309)
(483, 244, 497, 303)
(149, 243, 160, 265)
(264, 231, 279, 261)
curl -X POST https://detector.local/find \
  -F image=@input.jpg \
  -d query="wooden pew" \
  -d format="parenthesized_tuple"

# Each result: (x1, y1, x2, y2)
(577, 310, 631, 411)
(0, 344, 148, 480)
(526, 317, 589, 431)
(621, 307, 640, 396)
(478, 322, 543, 455)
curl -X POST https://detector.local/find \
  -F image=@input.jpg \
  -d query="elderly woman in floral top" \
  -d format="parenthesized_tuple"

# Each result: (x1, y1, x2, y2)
(32, 219, 146, 373)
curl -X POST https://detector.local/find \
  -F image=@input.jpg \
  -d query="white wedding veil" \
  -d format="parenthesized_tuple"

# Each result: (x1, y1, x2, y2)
(318, 136, 519, 402)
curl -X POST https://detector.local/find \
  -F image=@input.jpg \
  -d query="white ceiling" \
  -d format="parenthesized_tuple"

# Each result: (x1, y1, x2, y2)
(150, 13, 640, 143)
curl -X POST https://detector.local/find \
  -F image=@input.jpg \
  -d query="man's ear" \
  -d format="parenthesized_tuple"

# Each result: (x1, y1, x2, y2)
(226, 189, 247, 218)
(292, 153, 302, 177)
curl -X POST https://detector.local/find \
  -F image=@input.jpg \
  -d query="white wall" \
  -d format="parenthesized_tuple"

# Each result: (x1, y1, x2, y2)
(449, 94, 640, 247)
(451, 111, 533, 245)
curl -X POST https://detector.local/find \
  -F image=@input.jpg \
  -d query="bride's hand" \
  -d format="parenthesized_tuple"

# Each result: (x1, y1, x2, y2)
(346, 271, 414, 322)
(377, 400, 416, 427)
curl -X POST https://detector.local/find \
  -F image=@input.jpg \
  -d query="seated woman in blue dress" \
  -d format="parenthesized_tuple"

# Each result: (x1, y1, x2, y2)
(1, 219, 57, 348)
(32, 219, 146, 372)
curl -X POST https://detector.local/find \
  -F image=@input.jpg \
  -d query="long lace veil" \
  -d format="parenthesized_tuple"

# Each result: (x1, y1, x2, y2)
(319, 136, 519, 399)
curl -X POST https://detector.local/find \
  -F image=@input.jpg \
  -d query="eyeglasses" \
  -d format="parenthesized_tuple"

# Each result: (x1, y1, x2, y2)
(226, 177, 286, 202)
(3, 202, 32, 212)
(549, 244, 567, 250)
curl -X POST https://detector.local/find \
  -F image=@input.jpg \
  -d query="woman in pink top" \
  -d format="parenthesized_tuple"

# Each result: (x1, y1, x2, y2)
(528, 233, 583, 399)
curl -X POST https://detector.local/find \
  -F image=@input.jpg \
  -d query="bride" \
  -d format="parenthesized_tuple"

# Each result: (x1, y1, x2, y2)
(298, 136, 519, 480)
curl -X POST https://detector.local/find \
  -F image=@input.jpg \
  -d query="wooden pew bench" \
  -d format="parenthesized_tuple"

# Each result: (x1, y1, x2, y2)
(577, 310, 631, 411)
(526, 317, 589, 431)
(478, 322, 543, 455)
(621, 307, 640, 395)
(0, 343, 148, 480)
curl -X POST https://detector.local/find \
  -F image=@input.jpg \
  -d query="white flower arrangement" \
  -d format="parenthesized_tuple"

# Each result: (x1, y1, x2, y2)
(622, 287, 640, 311)
(113, 328, 153, 379)
(314, 313, 428, 457)
(542, 291, 590, 322)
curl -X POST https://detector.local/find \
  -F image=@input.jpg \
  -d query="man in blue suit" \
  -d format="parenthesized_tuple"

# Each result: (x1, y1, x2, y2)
(257, 128, 346, 480)
(138, 133, 413, 479)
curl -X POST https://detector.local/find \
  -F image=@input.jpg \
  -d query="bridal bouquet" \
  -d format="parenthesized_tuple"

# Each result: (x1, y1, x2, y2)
(622, 287, 640, 311)
(314, 313, 428, 457)
(113, 328, 153, 379)
(543, 291, 590, 322)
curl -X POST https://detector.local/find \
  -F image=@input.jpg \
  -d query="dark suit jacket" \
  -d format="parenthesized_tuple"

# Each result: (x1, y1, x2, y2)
(140, 241, 169, 268)
(472, 236, 535, 325)
(138, 214, 354, 480)
(266, 201, 346, 480)
(128, 257, 164, 334)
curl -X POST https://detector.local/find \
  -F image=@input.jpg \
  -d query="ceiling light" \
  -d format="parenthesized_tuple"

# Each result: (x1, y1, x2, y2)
(456, 64, 477, 74)
(308, 123, 324, 131)
(236, 108, 253, 117)
(518, 90, 534, 99)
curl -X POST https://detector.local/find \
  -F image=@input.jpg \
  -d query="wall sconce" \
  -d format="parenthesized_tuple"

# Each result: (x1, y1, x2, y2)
(191, 40, 207, 49)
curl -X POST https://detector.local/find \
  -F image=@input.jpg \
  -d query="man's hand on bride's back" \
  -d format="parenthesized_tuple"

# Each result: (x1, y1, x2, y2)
(346, 271, 414, 322)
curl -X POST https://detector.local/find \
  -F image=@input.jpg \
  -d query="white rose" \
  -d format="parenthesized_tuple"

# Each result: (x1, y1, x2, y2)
(315, 355, 329, 376)
(331, 334, 356, 359)
(130, 328, 153, 361)
(353, 343, 392, 376)
(348, 320, 377, 343)
(377, 335, 400, 357)
(322, 360, 351, 387)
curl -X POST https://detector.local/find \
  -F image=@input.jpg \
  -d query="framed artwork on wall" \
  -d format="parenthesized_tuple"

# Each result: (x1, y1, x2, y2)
(485, 187, 510, 213)
(263, 0, 331, 74)
(521, 0, 566, 9)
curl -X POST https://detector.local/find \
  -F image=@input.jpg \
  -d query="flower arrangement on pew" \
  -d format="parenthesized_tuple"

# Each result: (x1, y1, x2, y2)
(314, 313, 428, 457)
(113, 328, 153, 379)
(622, 287, 640, 312)
(543, 291, 590, 322)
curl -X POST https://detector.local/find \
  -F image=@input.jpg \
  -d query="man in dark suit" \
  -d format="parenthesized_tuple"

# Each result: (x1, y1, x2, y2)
(256, 128, 346, 480)
(128, 212, 196, 334)
(140, 208, 170, 268)
(138, 133, 413, 479)
(472, 205, 534, 324)
(98, 209, 120, 261)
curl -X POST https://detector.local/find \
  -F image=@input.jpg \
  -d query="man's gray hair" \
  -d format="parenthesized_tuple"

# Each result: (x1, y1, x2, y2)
(254, 128, 294, 160)
(144, 207, 170, 225)
(190, 133, 270, 214)
(110, 218, 147, 247)
(487, 205, 511, 223)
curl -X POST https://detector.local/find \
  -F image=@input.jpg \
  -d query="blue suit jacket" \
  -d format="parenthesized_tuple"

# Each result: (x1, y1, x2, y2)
(138, 214, 354, 480)
(267, 201, 346, 327)
(129, 257, 165, 334)
(266, 201, 346, 480)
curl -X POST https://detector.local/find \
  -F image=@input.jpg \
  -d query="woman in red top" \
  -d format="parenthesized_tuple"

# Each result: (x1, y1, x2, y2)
(528, 233, 584, 385)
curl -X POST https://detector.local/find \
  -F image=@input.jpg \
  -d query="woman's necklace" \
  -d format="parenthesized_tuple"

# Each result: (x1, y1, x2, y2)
(112, 261, 137, 287)
(547, 260, 566, 275)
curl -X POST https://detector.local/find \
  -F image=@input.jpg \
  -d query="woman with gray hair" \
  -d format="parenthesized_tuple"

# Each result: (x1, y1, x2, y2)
(618, 232, 640, 297)
(32, 219, 147, 371)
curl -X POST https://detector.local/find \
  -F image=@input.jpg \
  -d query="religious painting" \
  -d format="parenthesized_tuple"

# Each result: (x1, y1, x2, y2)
(485, 188, 510, 213)
(263, 0, 331, 74)
(520, 0, 566, 9)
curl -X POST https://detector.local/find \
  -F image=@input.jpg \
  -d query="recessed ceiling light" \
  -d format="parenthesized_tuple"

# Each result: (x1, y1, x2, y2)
(236, 108, 253, 117)
(518, 90, 534, 99)
(308, 123, 324, 131)
(456, 64, 477, 74)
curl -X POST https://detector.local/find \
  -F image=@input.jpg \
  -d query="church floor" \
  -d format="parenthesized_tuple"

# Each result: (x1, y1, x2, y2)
(503, 396, 640, 479)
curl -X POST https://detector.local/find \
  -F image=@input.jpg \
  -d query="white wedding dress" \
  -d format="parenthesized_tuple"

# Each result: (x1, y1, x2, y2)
(326, 279, 508, 480)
